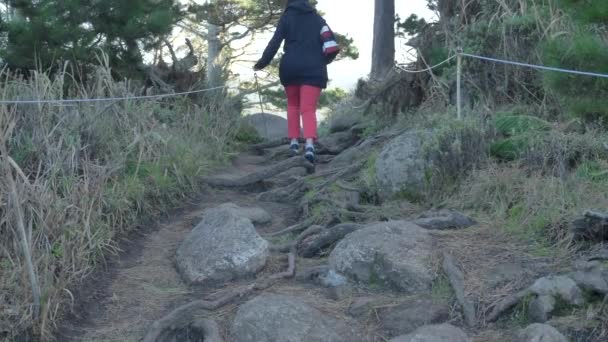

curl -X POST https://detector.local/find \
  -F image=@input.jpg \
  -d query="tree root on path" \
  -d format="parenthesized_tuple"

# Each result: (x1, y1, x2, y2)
(486, 288, 533, 323)
(250, 138, 290, 154)
(143, 247, 298, 342)
(442, 252, 476, 328)
(314, 160, 365, 191)
(142, 285, 253, 342)
(298, 223, 364, 258)
(204, 157, 314, 188)
(270, 225, 324, 253)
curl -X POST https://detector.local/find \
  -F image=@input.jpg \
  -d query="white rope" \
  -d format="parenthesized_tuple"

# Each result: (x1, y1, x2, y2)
(395, 54, 457, 74)
(0, 85, 229, 105)
(462, 53, 608, 79)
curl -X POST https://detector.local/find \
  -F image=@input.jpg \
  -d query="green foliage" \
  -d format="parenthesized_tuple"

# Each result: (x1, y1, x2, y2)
(2, 0, 183, 74)
(494, 115, 551, 136)
(397, 14, 427, 37)
(557, 0, 608, 24)
(490, 135, 536, 160)
(234, 123, 263, 144)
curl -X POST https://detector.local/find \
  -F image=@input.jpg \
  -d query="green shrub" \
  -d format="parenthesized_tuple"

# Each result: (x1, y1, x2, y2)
(494, 115, 551, 136)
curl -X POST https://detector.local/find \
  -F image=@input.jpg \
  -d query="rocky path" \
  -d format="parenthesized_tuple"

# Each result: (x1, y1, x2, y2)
(58, 117, 605, 342)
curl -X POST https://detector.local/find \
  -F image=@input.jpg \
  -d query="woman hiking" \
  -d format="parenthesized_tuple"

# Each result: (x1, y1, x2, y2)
(254, 0, 339, 163)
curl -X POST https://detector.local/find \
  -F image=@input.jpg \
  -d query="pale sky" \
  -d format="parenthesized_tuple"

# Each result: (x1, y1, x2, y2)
(317, 0, 435, 89)
(234, 0, 436, 91)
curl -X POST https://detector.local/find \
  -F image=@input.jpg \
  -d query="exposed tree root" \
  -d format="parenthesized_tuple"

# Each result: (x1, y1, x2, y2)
(271, 225, 324, 253)
(298, 223, 364, 258)
(257, 178, 311, 203)
(267, 218, 315, 238)
(142, 285, 253, 342)
(442, 252, 476, 328)
(144, 247, 297, 342)
(314, 160, 365, 191)
(250, 138, 290, 154)
(204, 157, 314, 188)
(486, 288, 533, 323)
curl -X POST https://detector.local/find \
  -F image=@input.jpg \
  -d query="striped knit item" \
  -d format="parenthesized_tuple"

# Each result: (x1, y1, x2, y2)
(320, 24, 340, 57)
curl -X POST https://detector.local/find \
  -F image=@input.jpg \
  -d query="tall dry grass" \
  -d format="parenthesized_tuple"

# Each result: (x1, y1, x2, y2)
(0, 57, 239, 340)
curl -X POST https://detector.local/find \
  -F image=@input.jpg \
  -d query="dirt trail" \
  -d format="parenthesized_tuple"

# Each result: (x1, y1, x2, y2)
(57, 140, 578, 342)
(59, 152, 302, 341)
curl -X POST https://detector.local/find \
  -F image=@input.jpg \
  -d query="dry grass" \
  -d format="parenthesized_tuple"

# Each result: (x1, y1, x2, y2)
(0, 57, 239, 340)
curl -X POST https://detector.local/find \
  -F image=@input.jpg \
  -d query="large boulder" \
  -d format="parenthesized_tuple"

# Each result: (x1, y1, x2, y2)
(517, 324, 568, 342)
(232, 294, 357, 342)
(389, 324, 470, 342)
(375, 130, 432, 200)
(329, 221, 434, 293)
(318, 131, 360, 155)
(176, 206, 269, 285)
(329, 113, 362, 133)
(378, 296, 450, 336)
(243, 113, 289, 141)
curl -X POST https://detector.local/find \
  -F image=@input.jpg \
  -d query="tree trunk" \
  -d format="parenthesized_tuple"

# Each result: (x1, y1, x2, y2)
(370, 0, 395, 81)
(206, 23, 222, 87)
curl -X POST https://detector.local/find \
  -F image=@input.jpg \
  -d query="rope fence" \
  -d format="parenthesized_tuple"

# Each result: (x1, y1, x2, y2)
(0, 51, 607, 108)
(394, 50, 608, 119)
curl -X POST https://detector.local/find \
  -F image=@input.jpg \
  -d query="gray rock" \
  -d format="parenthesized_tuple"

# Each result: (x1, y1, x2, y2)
(318, 131, 359, 155)
(176, 206, 269, 285)
(517, 323, 568, 342)
(570, 249, 608, 295)
(326, 285, 354, 301)
(232, 294, 357, 342)
(570, 270, 608, 295)
(320, 270, 348, 288)
(295, 265, 331, 284)
(378, 296, 450, 337)
(348, 297, 376, 317)
(389, 324, 471, 342)
(243, 113, 291, 141)
(530, 276, 584, 306)
(329, 221, 434, 293)
(329, 113, 362, 133)
(414, 210, 476, 230)
(214, 203, 272, 225)
(375, 130, 432, 200)
(529, 295, 555, 323)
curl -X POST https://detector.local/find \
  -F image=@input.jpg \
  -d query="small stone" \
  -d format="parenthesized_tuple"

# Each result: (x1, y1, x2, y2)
(517, 323, 568, 342)
(320, 270, 348, 288)
(530, 275, 584, 306)
(528, 295, 555, 323)
(389, 324, 471, 342)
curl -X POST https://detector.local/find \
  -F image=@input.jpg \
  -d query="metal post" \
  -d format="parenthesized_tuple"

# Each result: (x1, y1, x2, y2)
(456, 47, 463, 120)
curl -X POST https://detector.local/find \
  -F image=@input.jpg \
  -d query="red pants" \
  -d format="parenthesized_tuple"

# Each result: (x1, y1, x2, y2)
(285, 85, 321, 140)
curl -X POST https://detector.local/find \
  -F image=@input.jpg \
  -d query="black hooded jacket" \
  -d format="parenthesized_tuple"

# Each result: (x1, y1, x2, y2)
(255, 0, 336, 89)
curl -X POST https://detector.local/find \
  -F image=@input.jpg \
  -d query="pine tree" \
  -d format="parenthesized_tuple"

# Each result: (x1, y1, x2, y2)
(1, 0, 183, 76)
(543, 0, 608, 122)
